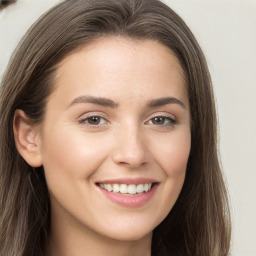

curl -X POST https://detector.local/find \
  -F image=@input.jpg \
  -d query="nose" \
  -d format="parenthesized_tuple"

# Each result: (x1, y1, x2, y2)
(112, 125, 148, 168)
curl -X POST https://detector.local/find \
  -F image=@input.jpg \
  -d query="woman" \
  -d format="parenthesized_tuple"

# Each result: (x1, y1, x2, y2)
(0, 0, 231, 255)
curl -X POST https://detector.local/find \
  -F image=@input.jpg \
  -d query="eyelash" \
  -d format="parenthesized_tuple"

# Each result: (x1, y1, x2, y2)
(146, 116, 177, 127)
(78, 115, 178, 128)
(78, 115, 108, 126)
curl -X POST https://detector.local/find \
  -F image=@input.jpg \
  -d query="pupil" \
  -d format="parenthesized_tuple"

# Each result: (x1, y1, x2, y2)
(89, 116, 100, 124)
(153, 117, 164, 125)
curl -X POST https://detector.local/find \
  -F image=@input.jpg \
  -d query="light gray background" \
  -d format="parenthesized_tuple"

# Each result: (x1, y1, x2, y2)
(0, 0, 255, 255)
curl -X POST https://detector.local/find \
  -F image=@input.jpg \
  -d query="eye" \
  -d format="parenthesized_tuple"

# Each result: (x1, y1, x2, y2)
(78, 116, 108, 126)
(148, 116, 177, 126)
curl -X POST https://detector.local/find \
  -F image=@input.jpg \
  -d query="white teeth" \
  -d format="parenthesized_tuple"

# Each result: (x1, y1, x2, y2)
(136, 184, 144, 193)
(107, 184, 112, 192)
(112, 184, 120, 193)
(99, 183, 153, 194)
(127, 184, 137, 194)
(144, 183, 149, 192)
(119, 184, 128, 194)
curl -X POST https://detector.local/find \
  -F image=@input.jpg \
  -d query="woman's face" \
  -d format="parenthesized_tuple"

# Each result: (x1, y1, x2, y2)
(38, 37, 191, 241)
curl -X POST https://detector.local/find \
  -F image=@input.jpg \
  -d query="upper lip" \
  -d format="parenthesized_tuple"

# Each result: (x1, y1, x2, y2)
(96, 177, 159, 185)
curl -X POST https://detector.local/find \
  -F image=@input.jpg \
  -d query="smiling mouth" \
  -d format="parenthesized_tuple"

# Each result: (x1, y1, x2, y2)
(96, 183, 156, 195)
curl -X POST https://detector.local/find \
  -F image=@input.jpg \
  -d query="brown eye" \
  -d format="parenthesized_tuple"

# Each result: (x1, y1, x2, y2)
(87, 116, 101, 125)
(78, 116, 107, 126)
(149, 116, 177, 126)
(151, 117, 166, 125)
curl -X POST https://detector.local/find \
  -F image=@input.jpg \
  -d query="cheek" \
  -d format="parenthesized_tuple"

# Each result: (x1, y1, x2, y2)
(40, 127, 112, 219)
(40, 126, 110, 185)
(152, 130, 191, 176)
(150, 130, 191, 215)
(163, 131, 191, 193)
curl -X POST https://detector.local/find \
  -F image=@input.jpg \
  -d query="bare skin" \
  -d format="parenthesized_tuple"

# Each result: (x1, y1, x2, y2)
(14, 37, 191, 256)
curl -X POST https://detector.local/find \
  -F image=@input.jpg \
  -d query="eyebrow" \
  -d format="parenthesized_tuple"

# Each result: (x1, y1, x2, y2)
(69, 96, 119, 108)
(147, 97, 186, 109)
(69, 95, 186, 110)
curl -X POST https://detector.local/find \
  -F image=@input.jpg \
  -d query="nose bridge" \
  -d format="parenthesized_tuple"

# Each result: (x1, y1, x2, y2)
(112, 121, 148, 168)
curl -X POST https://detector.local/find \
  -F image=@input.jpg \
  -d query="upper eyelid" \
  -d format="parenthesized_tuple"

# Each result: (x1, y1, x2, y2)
(146, 112, 177, 120)
(77, 111, 177, 123)
(77, 111, 108, 120)
(146, 116, 177, 125)
(77, 116, 109, 128)
(78, 115, 108, 122)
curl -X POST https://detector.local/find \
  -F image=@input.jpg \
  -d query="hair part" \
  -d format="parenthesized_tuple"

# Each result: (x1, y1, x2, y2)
(0, 0, 231, 255)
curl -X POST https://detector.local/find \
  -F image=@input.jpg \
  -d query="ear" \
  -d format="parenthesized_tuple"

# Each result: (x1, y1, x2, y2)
(13, 110, 43, 167)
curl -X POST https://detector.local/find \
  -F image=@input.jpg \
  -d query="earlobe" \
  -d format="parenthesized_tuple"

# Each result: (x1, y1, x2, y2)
(13, 110, 43, 167)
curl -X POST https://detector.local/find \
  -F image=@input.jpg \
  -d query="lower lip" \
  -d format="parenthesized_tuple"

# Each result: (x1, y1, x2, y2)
(98, 184, 158, 208)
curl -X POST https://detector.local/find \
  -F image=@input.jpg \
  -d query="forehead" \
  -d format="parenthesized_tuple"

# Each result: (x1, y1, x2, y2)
(51, 37, 188, 107)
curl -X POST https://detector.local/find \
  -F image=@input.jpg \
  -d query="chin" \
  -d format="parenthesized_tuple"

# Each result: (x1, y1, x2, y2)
(106, 229, 153, 242)
(95, 219, 156, 242)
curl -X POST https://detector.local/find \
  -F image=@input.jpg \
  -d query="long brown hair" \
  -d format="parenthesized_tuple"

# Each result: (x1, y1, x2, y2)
(0, 0, 231, 255)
